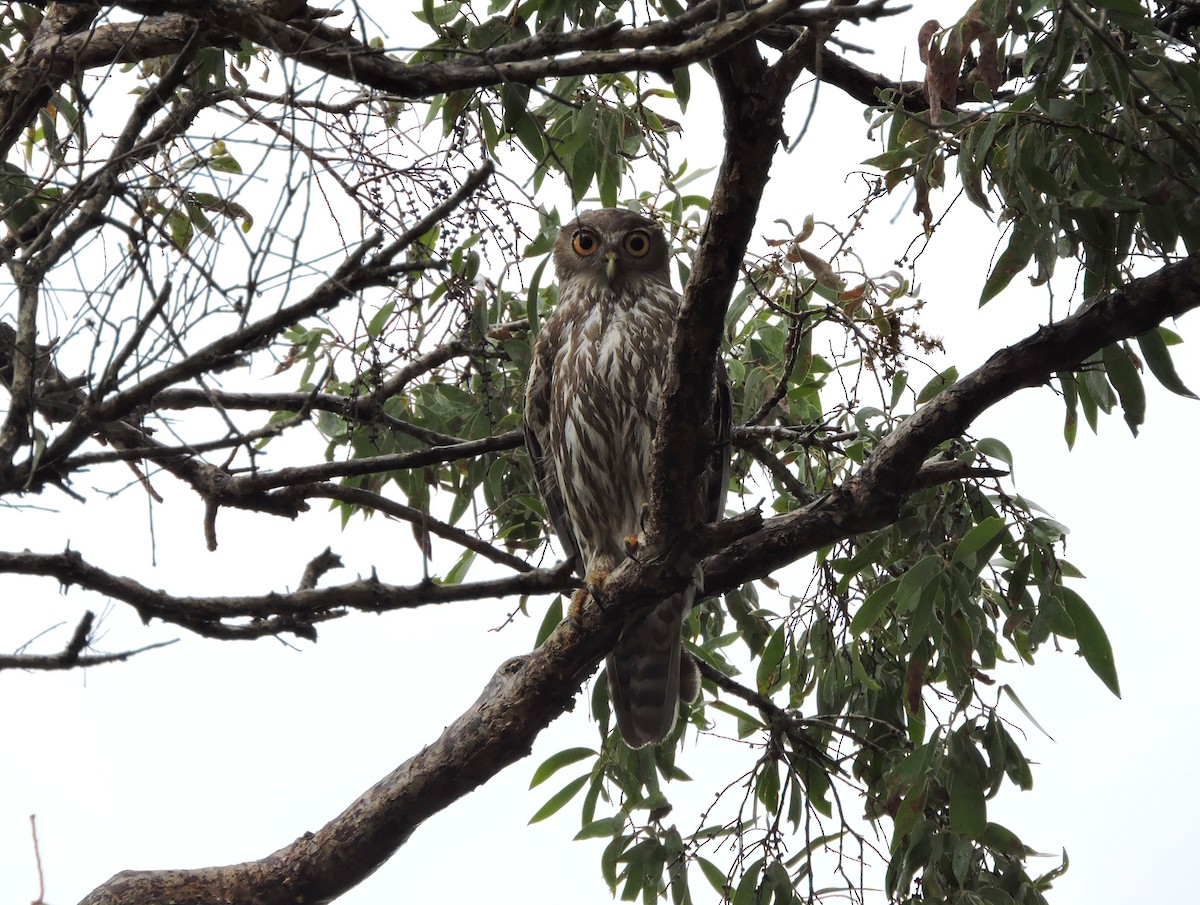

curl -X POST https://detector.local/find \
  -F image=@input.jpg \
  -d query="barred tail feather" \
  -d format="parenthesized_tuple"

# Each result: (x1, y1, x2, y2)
(607, 589, 693, 748)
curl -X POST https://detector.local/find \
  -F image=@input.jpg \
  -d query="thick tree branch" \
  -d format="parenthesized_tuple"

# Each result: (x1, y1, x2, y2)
(105, 0, 896, 99)
(0, 1, 310, 159)
(77, 593, 603, 905)
(643, 9, 805, 578)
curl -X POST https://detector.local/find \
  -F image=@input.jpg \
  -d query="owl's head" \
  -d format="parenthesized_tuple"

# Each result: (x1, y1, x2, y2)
(552, 208, 671, 293)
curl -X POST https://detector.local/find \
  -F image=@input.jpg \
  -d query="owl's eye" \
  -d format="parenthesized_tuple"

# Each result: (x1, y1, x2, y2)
(572, 230, 599, 256)
(624, 231, 652, 258)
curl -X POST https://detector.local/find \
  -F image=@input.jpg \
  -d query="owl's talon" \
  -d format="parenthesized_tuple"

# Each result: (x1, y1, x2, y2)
(623, 535, 640, 558)
(568, 570, 610, 624)
(585, 569, 608, 595)
(567, 587, 590, 627)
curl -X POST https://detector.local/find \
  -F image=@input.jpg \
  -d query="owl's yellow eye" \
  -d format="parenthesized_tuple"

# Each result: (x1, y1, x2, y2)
(624, 231, 652, 258)
(572, 230, 599, 256)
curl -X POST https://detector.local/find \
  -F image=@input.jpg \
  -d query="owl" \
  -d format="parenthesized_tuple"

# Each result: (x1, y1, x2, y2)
(523, 208, 731, 747)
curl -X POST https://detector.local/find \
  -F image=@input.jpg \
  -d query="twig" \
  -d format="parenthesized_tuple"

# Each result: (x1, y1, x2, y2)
(741, 438, 813, 502)
(30, 814, 45, 905)
(306, 483, 535, 573)
(0, 610, 178, 671)
(297, 548, 343, 591)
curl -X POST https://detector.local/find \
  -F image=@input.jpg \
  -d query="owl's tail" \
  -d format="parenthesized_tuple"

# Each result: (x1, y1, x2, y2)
(606, 588, 699, 748)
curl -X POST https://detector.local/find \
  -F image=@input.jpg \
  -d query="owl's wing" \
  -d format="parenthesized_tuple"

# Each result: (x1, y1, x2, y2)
(523, 329, 581, 571)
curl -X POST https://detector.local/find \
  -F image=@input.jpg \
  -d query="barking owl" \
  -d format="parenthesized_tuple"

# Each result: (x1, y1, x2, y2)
(523, 208, 731, 747)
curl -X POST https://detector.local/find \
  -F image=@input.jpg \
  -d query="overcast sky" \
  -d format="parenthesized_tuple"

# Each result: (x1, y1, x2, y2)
(3, 4, 1198, 905)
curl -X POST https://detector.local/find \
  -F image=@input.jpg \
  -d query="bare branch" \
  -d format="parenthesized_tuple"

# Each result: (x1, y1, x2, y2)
(0, 610, 178, 671)
(297, 547, 343, 591)
(0, 548, 575, 639)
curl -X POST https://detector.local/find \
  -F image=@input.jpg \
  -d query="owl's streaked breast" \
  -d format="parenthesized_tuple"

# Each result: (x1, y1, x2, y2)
(545, 281, 678, 571)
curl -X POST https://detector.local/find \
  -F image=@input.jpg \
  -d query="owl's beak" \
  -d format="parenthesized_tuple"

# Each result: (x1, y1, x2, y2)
(604, 250, 619, 283)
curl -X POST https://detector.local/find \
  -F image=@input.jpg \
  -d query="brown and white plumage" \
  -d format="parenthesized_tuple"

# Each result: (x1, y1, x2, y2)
(523, 209, 731, 748)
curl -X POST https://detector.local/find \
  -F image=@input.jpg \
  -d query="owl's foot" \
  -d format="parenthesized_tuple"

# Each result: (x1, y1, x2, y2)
(567, 569, 609, 624)
(568, 587, 589, 625)
(585, 569, 608, 595)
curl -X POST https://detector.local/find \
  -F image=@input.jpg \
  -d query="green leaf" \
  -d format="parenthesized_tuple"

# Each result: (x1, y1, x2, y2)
(755, 759, 781, 811)
(895, 555, 944, 614)
(731, 857, 764, 905)
(1074, 133, 1122, 194)
(1137, 327, 1197, 399)
(1035, 849, 1070, 887)
(1059, 371, 1079, 448)
(998, 724, 1034, 790)
(756, 623, 787, 693)
(889, 369, 909, 408)
(709, 700, 766, 735)
(602, 834, 629, 891)
(1092, 0, 1143, 12)
(442, 549, 476, 585)
(1061, 588, 1121, 697)
(528, 773, 589, 823)
(1101, 342, 1145, 435)
(575, 816, 626, 840)
(849, 639, 882, 691)
(697, 858, 729, 896)
(952, 516, 1006, 568)
(981, 222, 1036, 304)
(952, 836, 974, 886)
(367, 301, 396, 339)
(980, 888, 1017, 905)
(975, 437, 1013, 467)
(529, 747, 596, 788)
(916, 366, 958, 403)
(535, 596, 563, 647)
(570, 139, 597, 205)
(949, 768, 987, 838)
(982, 822, 1027, 858)
(850, 580, 898, 635)
(1001, 684, 1054, 740)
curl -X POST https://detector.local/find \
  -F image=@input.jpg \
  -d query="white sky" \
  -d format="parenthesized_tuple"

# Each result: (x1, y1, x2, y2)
(2, 4, 1199, 905)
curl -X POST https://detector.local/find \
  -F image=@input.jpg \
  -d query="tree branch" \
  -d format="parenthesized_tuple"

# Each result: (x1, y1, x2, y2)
(0, 610, 178, 671)
(643, 9, 799, 575)
(105, 0, 894, 99)
(0, 548, 576, 639)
